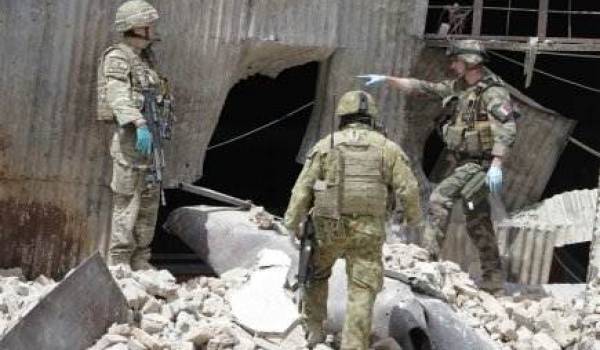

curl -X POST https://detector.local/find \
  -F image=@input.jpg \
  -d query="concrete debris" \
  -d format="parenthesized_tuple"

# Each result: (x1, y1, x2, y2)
(229, 249, 300, 336)
(0, 242, 598, 349)
(383, 242, 597, 350)
(248, 206, 275, 230)
(0, 272, 58, 338)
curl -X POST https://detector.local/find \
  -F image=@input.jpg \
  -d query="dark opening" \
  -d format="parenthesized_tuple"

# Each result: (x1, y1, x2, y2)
(198, 62, 318, 216)
(423, 131, 445, 178)
(151, 62, 318, 271)
(549, 242, 590, 283)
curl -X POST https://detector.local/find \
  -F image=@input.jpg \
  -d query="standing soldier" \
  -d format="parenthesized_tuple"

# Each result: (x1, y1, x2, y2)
(97, 0, 172, 269)
(283, 91, 422, 349)
(357, 40, 518, 293)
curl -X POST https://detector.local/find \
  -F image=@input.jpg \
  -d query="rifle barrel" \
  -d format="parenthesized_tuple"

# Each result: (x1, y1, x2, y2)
(178, 183, 253, 209)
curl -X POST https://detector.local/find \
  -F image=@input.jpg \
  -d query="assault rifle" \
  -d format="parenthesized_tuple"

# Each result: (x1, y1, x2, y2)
(297, 216, 315, 313)
(142, 87, 173, 205)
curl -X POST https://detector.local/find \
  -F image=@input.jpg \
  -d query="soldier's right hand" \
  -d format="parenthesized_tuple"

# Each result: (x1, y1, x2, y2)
(136, 125, 153, 156)
(356, 74, 387, 86)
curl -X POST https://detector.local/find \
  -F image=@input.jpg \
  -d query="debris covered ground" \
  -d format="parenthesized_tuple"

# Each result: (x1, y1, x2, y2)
(0, 242, 599, 349)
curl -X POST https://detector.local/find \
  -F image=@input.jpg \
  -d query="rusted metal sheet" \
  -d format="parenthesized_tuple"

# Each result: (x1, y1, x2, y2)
(0, 253, 128, 350)
(0, 0, 429, 278)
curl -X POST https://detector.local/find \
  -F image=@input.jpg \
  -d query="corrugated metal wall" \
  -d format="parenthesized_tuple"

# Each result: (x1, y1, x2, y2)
(0, 0, 120, 278)
(0, 0, 428, 278)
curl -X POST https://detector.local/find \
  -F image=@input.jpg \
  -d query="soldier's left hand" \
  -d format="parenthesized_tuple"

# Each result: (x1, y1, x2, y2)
(486, 165, 502, 194)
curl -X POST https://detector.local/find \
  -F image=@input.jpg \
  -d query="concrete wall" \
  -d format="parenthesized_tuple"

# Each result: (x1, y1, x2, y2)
(0, 0, 428, 278)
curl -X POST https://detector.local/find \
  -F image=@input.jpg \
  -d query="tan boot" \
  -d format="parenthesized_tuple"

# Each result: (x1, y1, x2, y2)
(479, 270, 504, 294)
(131, 259, 156, 271)
(305, 321, 326, 349)
(107, 252, 132, 267)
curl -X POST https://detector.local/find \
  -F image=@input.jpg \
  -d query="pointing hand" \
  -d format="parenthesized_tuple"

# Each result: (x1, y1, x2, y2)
(356, 74, 387, 86)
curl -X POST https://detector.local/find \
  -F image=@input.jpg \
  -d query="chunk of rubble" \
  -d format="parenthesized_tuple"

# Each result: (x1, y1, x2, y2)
(228, 249, 300, 337)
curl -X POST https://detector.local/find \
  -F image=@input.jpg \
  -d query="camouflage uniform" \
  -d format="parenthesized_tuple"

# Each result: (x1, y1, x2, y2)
(416, 44, 517, 290)
(284, 91, 422, 350)
(97, 0, 165, 269)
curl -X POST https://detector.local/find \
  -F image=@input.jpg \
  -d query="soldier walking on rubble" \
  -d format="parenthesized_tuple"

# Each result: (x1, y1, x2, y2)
(97, 0, 173, 270)
(282, 91, 422, 349)
(358, 40, 518, 293)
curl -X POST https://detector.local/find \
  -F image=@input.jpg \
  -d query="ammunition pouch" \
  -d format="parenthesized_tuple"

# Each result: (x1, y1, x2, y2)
(444, 125, 465, 152)
(313, 180, 341, 220)
(460, 170, 487, 208)
(443, 121, 493, 156)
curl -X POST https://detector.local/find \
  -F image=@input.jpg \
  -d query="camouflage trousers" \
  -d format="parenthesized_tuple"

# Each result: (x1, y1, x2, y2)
(422, 162, 503, 286)
(108, 160, 159, 268)
(305, 215, 384, 350)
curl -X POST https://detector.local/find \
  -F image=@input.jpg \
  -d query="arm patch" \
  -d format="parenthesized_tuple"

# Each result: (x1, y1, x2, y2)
(103, 53, 130, 81)
(491, 102, 514, 122)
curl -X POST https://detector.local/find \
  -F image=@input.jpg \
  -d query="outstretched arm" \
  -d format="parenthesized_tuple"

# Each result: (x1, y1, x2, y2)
(356, 74, 453, 99)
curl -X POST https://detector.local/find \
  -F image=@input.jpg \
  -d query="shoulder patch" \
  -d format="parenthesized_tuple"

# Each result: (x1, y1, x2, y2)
(103, 50, 131, 80)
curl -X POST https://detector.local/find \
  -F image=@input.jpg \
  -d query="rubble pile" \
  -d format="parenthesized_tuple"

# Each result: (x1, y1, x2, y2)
(88, 265, 255, 350)
(383, 243, 598, 349)
(0, 268, 57, 338)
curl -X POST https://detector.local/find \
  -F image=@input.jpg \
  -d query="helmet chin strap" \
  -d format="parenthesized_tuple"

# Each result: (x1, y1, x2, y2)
(129, 27, 160, 42)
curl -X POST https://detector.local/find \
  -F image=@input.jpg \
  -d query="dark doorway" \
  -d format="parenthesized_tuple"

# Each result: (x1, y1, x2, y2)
(548, 242, 590, 283)
(198, 62, 318, 216)
(151, 62, 319, 270)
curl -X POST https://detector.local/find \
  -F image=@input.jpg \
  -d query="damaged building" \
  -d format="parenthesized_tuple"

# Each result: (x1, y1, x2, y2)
(2, 0, 600, 349)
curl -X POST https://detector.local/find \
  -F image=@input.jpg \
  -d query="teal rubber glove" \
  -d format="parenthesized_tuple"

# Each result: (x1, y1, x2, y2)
(136, 126, 153, 156)
(486, 166, 502, 194)
(356, 74, 387, 86)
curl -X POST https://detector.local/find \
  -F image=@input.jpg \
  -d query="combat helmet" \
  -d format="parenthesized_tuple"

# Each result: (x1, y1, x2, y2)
(335, 90, 379, 121)
(446, 39, 488, 65)
(115, 0, 159, 32)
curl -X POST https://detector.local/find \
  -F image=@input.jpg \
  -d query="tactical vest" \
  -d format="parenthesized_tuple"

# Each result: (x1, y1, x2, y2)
(97, 43, 159, 121)
(443, 77, 501, 156)
(313, 129, 388, 219)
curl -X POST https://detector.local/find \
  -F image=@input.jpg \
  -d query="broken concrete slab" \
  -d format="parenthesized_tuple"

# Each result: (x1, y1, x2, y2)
(0, 253, 128, 350)
(228, 249, 299, 337)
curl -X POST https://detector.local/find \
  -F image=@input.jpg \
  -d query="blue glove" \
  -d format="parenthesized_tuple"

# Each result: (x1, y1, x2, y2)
(356, 74, 387, 86)
(486, 166, 502, 194)
(135, 126, 153, 156)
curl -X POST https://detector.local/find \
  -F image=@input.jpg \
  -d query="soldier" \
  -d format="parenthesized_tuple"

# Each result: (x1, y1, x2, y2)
(357, 40, 518, 293)
(97, 0, 172, 269)
(282, 91, 422, 349)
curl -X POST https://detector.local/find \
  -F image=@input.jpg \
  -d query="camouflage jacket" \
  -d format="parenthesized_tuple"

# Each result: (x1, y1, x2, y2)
(97, 42, 162, 168)
(416, 70, 517, 158)
(283, 123, 422, 231)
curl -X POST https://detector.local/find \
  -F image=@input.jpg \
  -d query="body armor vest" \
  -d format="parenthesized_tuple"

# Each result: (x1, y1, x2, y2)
(97, 43, 159, 121)
(443, 77, 500, 156)
(313, 129, 388, 219)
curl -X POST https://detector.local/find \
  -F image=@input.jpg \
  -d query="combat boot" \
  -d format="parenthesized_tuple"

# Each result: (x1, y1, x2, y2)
(131, 258, 156, 271)
(107, 252, 132, 267)
(479, 270, 504, 295)
(305, 321, 326, 349)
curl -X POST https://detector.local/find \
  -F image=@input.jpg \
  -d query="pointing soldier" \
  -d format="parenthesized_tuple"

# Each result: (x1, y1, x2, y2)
(97, 0, 173, 269)
(282, 91, 422, 349)
(358, 40, 518, 293)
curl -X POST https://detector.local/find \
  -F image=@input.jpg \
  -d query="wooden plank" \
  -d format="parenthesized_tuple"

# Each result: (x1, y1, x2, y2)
(538, 0, 549, 39)
(471, 0, 484, 35)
